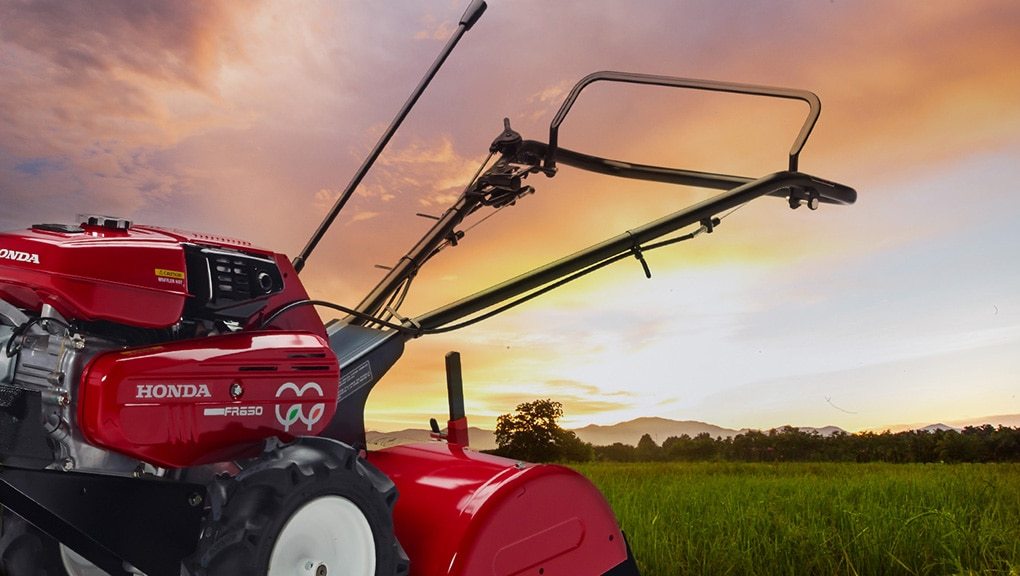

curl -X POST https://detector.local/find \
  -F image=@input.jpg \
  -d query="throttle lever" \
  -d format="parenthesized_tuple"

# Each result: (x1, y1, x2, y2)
(489, 117, 522, 154)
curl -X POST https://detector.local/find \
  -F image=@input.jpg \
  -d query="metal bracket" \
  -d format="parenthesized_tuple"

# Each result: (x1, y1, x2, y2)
(0, 467, 205, 576)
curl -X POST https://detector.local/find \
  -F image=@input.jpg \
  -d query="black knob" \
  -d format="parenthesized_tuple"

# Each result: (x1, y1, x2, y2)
(256, 271, 274, 293)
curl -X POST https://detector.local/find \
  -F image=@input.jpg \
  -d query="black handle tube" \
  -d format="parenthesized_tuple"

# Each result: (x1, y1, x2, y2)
(414, 171, 854, 331)
(293, 1, 487, 273)
(544, 71, 821, 174)
(351, 187, 483, 320)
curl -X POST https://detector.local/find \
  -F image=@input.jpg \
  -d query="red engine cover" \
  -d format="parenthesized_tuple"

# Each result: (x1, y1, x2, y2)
(0, 223, 191, 326)
(79, 332, 339, 468)
(0, 222, 322, 334)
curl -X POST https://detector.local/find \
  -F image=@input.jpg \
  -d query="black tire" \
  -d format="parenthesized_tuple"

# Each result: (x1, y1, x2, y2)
(187, 438, 408, 576)
(0, 508, 69, 576)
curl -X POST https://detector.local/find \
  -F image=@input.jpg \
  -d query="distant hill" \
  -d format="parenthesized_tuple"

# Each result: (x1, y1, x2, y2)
(798, 426, 847, 437)
(366, 414, 1017, 451)
(949, 414, 1020, 428)
(366, 427, 497, 451)
(365, 418, 744, 451)
(572, 417, 742, 446)
(919, 423, 960, 433)
(866, 414, 1020, 434)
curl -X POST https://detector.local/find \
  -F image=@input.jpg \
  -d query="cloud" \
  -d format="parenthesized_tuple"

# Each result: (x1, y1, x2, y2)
(481, 394, 634, 419)
(0, 1, 259, 151)
(413, 13, 457, 42)
(0, 0, 261, 228)
(0, 1, 250, 88)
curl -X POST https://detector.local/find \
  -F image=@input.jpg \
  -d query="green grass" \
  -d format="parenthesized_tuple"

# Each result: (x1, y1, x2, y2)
(571, 462, 1020, 576)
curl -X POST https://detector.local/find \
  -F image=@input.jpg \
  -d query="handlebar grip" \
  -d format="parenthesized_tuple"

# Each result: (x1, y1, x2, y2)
(460, 0, 487, 30)
(806, 176, 857, 205)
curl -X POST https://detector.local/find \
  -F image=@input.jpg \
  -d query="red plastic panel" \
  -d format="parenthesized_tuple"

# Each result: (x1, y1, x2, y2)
(0, 224, 190, 326)
(79, 332, 339, 468)
(370, 443, 628, 576)
(0, 223, 323, 333)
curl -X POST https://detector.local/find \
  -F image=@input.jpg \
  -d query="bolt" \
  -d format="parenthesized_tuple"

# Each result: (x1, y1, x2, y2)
(229, 382, 244, 399)
(58, 393, 70, 407)
(315, 564, 327, 576)
(188, 493, 203, 507)
(62, 458, 74, 471)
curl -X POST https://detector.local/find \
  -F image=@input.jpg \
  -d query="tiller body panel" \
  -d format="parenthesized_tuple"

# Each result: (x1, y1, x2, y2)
(80, 332, 339, 468)
(371, 442, 628, 576)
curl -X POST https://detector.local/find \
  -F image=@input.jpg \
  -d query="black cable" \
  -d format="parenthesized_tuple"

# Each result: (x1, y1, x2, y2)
(4, 316, 73, 358)
(257, 300, 418, 335)
(378, 276, 413, 326)
(419, 226, 708, 334)
(420, 251, 630, 334)
(261, 209, 739, 337)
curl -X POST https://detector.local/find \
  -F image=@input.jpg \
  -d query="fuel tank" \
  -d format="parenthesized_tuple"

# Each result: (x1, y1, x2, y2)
(0, 218, 315, 331)
(370, 442, 630, 576)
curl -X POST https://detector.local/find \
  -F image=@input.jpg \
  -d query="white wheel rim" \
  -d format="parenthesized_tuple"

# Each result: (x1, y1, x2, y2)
(268, 495, 376, 576)
(60, 545, 113, 576)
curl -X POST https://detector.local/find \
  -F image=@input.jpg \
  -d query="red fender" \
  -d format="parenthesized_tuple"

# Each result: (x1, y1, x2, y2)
(370, 443, 628, 576)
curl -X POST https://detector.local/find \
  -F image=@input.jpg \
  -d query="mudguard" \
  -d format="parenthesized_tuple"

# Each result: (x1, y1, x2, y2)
(370, 442, 630, 576)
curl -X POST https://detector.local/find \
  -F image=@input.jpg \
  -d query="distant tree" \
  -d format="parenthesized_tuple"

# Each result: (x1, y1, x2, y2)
(555, 428, 595, 462)
(595, 442, 637, 462)
(494, 399, 592, 462)
(636, 433, 660, 461)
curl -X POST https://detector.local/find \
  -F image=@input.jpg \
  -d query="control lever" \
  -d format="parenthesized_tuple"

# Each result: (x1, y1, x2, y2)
(429, 351, 470, 446)
(489, 118, 522, 155)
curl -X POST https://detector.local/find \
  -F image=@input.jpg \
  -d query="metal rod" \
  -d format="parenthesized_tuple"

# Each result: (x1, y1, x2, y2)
(293, 0, 487, 273)
(352, 187, 484, 321)
(414, 171, 854, 330)
(543, 71, 821, 174)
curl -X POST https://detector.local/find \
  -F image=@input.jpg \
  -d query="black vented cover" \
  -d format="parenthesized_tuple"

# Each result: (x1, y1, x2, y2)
(183, 245, 284, 321)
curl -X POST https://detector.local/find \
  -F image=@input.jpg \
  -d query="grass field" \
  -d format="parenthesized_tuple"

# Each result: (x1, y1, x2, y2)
(572, 462, 1020, 576)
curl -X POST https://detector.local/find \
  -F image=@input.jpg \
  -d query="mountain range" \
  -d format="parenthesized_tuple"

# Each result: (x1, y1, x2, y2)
(366, 413, 1020, 451)
(864, 414, 1020, 433)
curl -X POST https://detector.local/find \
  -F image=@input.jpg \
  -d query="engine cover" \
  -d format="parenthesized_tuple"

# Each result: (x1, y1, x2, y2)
(0, 220, 323, 334)
(79, 332, 339, 468)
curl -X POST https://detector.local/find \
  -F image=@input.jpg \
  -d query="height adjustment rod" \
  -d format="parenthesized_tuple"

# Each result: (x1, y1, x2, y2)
(431, 351, 470, 446)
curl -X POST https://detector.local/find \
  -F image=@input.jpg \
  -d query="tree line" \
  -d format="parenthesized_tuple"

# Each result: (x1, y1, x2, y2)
(598, 425, 1020, 463)
(492, 400, 1020, 463)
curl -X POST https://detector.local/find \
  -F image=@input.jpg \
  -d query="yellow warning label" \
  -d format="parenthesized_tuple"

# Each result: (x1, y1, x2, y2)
(155, 268, 185, 280)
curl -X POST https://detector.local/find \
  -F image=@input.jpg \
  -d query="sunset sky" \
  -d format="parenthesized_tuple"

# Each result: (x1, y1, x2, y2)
(2, 1, 1019, 433)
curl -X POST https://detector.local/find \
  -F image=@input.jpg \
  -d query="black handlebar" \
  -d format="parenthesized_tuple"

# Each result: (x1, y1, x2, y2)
(544, 71, 822, 174)
(517, 140, 855, 206)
